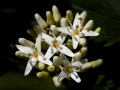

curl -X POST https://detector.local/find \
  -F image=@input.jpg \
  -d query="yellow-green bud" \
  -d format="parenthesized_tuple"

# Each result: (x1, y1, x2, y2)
(81, 62, 92, 72)
(91, 59, 103, 68)
(27, 29, 37, 40)
(18, 38, 35, 48)
(79, 46, 88, 57)
(36, 71, 49, 79)
(53, 76, 62, 87)
(52, 5, 61, 24)
(46, 11, 55, 26)
(38, 62, 45, 70)
(83, 20, 93, 30)
(67, 39, 73, 50)
(78, 38, 87, 46)
(53, 56, 62, 67)
(49, 25, 59, 36)
(74, 52, 82, 61)
(15, 51, 28, 60)
(79, 11, 87, 26)
(66, 10, 73, 22)
(34, 13, 48, 29)
(60, 18, 69, 27)
(47, 65, 55, 72)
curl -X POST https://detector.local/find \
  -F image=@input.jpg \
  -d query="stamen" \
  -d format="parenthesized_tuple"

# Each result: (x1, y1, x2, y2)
(67, 30, 78, 41)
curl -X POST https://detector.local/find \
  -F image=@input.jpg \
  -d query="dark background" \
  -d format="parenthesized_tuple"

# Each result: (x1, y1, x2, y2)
(0, 0, 120, 90)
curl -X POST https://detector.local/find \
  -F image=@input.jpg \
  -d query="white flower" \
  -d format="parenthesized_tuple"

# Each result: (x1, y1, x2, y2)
(41, 32, 74, 61)
(57, 13, 99, 49)
(58, 53, 84, 83)
(16, 34, 52, 76)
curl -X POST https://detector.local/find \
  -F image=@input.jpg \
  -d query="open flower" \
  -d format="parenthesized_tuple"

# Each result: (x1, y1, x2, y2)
(41, 32, 74, 61)
(58, 53, 84, 83)
(57, 13, 99, 49)
(16, 34, 52, 76)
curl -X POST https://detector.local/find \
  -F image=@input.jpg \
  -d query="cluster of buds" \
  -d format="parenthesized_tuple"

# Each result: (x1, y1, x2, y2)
(15, 5, 103, 87)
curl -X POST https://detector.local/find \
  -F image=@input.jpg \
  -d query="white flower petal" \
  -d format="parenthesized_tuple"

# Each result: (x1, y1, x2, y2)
(72, 61, 83, 69)
(45, 47, 57, 60)
(60, 53, 71, 67)
(38, 55, 53, 65)
(57, 27, 71, 35)
(58, 71, 67, 81)
(81, 30, 99, 36)
(35, 34, 41, 52)
(24, 58, 37, 76)
(56, 33, 67, 44)
(41, 32, 54, 45)
(16, 45, 33, 54)
(72, 36, 79, 49)
(71, 72, 81, 83)
(73, 13, 80, 29)
(58, 45, 74, 57)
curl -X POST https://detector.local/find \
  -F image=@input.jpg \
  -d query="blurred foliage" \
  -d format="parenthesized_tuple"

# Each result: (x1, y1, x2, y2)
(69, 0, 120, 46)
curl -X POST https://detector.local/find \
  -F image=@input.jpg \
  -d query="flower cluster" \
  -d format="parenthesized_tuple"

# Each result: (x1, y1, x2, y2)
(15, 5, 103, 87)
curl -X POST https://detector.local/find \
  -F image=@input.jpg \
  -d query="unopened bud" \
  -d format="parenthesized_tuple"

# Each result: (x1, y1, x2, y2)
(27, 29, 37, 40)
(60, 18, 69, 27)
(79, 11, 87, 26)
(81, 62, 92, 72)
(74, 52, 82, 61)
(34, 13, 48, 29)
(53, 76, 62, 87)
(33, 25, 47, 34)
(52, 5, 61, 24)
(66, 10, 73, 22)
(91, 59, 103, 68)
(18, 38, 35, 48)
(47, 65, 55, 72)
(46, 11, 55, 26)
(53, 56, 62, 67)
(83, 20, 93, 30)
(36, 71, 49, 79)
(38, 62, 45, 70)
(79, 46, 88, 57)
(15, 51, 28, 60)
(49, 25, 59, 36)
(67, 39, 73, 50)
(79, 38, 87, 46)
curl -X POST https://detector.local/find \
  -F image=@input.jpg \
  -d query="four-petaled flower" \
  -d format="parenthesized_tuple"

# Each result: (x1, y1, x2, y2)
(58, 53, 84, 83)
(57, 13, 99, 49)
(41, 32, 74, 61)
(16, 34, 52, 76)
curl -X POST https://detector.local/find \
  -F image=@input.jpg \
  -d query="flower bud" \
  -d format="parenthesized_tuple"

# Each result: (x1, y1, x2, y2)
(81, 62, 92, 72)
(53, 56, 62, 67)
(36, 71, 49, 79)
(74, 52, 82, 61)
(15, 51, 28, 60)
(49, 25, 59, 36)
(47, 65, 55, 72)
(34, 13, 48, 29)
(60, 18, 69, 27)
(79, 11, 87, 26)
(66, 39, 73, 50)
(52, 5, 61, 24)
(66, 10, 73, 22)
(27, 29, 37, 40)
(91, 59, 103, 68)
(46, 11, 55, 26)
(53, 76, 62, 87)
(79, 46, 88, 57)
(78, 38, 87, 46)
(18, 38, 35, 48)
(38, 62, 45, 70)
(33, 25, 47, 34)
(83, 20, 93, 30)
